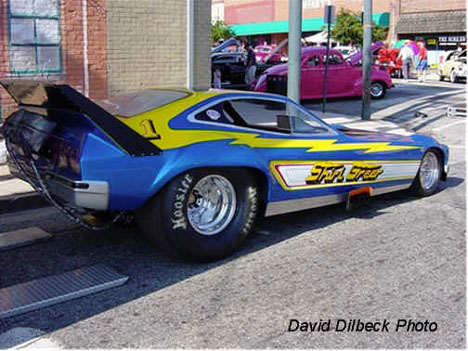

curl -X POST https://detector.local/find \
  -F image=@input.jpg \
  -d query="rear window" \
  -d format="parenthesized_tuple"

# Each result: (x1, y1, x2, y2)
(96, 89, 189, 117)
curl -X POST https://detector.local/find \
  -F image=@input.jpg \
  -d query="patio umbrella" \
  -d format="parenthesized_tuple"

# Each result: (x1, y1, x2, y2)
(394, 39, 406, 48)
(394, 40, 419, 55)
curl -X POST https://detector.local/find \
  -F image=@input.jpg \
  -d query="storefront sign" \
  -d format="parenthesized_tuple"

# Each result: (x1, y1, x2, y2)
(438, 35, 466, 43)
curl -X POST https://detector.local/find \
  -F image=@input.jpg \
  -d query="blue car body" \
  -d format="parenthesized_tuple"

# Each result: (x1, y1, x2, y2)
(2, 82, 449, 218)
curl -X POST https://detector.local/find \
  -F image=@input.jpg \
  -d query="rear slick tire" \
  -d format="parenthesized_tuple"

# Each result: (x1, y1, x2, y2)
(136, 168, 260, 262)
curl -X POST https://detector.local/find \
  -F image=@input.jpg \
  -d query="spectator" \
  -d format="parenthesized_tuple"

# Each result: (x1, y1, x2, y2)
(213, 66, 222, 89)
(244, 42, 257, 86)
(397, 40, 414, 82)
(416, 41, 428, 83)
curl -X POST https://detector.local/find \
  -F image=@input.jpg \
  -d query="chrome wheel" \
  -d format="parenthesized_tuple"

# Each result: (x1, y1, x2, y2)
(419, 152, 440, 191)
(450, 70, 458, 83)
(187, 175, 236, 236)
(370, 82, 383, 97)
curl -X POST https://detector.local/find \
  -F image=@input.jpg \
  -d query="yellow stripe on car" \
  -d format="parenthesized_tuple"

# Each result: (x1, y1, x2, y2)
(118, 91, 419, 154)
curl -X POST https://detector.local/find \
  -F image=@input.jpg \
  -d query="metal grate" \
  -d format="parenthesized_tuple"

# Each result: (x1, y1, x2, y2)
(0, 265, 128, 319)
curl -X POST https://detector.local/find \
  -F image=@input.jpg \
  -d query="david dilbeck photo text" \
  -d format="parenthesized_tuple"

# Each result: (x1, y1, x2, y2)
(0, 0, 465, 349)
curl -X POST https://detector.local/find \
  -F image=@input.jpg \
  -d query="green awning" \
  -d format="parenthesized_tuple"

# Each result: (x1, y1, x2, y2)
(230, 12, 390, 36)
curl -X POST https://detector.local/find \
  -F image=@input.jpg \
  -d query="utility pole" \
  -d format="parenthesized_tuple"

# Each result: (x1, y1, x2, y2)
(361, 0, 372, 120)
(322, 5, 335, 113)
(287, 0, 302, 104)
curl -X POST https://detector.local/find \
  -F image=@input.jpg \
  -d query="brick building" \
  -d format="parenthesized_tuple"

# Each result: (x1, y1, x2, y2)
(216, 0, 466, 63)
(220, 0, 391, 47)
(0, 0, 212, 118)
(393, 0, 466, 63)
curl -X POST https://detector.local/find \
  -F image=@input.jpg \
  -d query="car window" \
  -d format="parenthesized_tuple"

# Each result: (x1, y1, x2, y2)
(447, 52, 455, 61)
(286, 103, 335, 135)
(227, 99, 290, 132)
(322, 53, 343, 65)
(194, 98, 335, 135)
(307, 55, 320, 67)
(194, 103, 234, 124)
(459, 50, 466, 58)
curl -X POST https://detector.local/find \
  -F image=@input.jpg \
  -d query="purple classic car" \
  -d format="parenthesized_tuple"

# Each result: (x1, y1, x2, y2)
(253, 45, 392, 100)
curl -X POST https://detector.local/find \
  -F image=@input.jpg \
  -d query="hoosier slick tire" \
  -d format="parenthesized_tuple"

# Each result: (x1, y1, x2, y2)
(136, 168, 260, 262)
(410, 150, 442, 197)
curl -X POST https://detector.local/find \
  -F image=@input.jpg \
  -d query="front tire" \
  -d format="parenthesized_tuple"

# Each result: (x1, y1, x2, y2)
(450, 70, 458, 83)
(411, 150, 442, 196)
(136, 168, 260, 262)
(370, 82, 386, 99)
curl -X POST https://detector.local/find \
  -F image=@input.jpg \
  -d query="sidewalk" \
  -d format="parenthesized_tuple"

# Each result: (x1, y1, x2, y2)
(0, 164, 47, 214)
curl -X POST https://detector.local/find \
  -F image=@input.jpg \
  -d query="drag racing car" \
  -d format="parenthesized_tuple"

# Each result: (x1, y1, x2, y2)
(1, 81, 449, 261)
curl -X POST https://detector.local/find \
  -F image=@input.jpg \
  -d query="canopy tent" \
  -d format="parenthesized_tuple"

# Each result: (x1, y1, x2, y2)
(304, 31, 335, 44)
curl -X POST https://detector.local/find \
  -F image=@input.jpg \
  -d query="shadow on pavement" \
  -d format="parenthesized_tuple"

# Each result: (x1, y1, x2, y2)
(1, 177, 462, 339)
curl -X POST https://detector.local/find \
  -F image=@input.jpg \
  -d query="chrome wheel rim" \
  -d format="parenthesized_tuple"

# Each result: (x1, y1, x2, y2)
(450, 71, 456, 82)
(187, 175, 236, 236)
(370, 83, 383, 97)
(419, 153, 440, 190)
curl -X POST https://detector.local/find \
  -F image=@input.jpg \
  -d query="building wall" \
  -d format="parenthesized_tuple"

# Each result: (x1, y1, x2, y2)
(106, 0, 187, 94)
(224, 0, 392, 24)
(276, 0, 392, 21)
(400, 0, 466, 13)
(1, 0, 212, 119)
(212, 0, 225, 23)
(225, 0, 275, 24)
(106, 0, 211, 94)
(0, 0, 107, 118)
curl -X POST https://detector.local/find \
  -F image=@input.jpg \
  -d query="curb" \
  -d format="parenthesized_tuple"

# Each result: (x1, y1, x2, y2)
(0, 192, 49, 215)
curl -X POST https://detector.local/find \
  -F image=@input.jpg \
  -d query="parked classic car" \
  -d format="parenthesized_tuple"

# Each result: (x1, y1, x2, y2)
(2, 81, 449, 261)
(377, 47, 403, 78)
(438, 50, 466, 83)
(211, 51, 276, 89)
(253, 46, 393, 99)
(334, 45, 355, 58)
(254, 45, 287, 63)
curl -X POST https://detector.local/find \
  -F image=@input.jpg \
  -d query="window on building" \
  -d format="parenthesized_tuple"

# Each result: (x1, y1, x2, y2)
(9, 0, 61, 74)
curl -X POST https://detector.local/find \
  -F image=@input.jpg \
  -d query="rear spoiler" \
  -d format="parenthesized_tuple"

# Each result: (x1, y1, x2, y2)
(0, 80, 161, 156)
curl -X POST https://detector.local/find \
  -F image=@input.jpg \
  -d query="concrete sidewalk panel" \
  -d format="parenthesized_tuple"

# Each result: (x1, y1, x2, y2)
(0, 227, 52, 251)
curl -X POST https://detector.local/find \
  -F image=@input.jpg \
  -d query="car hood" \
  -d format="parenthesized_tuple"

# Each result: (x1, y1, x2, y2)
(347, 42, 385, 65)
(261, 62, 287, 76)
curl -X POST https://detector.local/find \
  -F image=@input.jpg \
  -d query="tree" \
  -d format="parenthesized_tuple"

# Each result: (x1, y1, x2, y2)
(211, 20, 234, 44)
(330, 10, 388, 45)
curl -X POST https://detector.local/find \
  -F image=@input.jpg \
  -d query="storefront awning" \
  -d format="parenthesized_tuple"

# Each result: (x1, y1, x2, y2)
(396, 10, 466, 34)
(230, 12, 390, 36)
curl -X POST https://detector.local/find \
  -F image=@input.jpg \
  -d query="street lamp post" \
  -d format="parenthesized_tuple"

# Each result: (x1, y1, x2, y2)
(287, 0, 302, 104)
(361, 0, 372, 120)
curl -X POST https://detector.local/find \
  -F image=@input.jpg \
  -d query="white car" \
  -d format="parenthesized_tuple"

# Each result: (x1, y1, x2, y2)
(334, 46, 355, 58)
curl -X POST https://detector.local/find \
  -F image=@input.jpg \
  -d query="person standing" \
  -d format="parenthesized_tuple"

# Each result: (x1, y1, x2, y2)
(397, 40, 414, 82)
(416, 41, 428, 83)
(213, 66, 222, 89)
(244, 42, 257, 87)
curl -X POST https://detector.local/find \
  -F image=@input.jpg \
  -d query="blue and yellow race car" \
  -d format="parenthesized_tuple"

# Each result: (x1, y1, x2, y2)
(1, 81, 449, 261)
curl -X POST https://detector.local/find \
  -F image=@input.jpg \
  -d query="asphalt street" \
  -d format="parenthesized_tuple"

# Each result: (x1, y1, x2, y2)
(0, 79, 465, 348)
